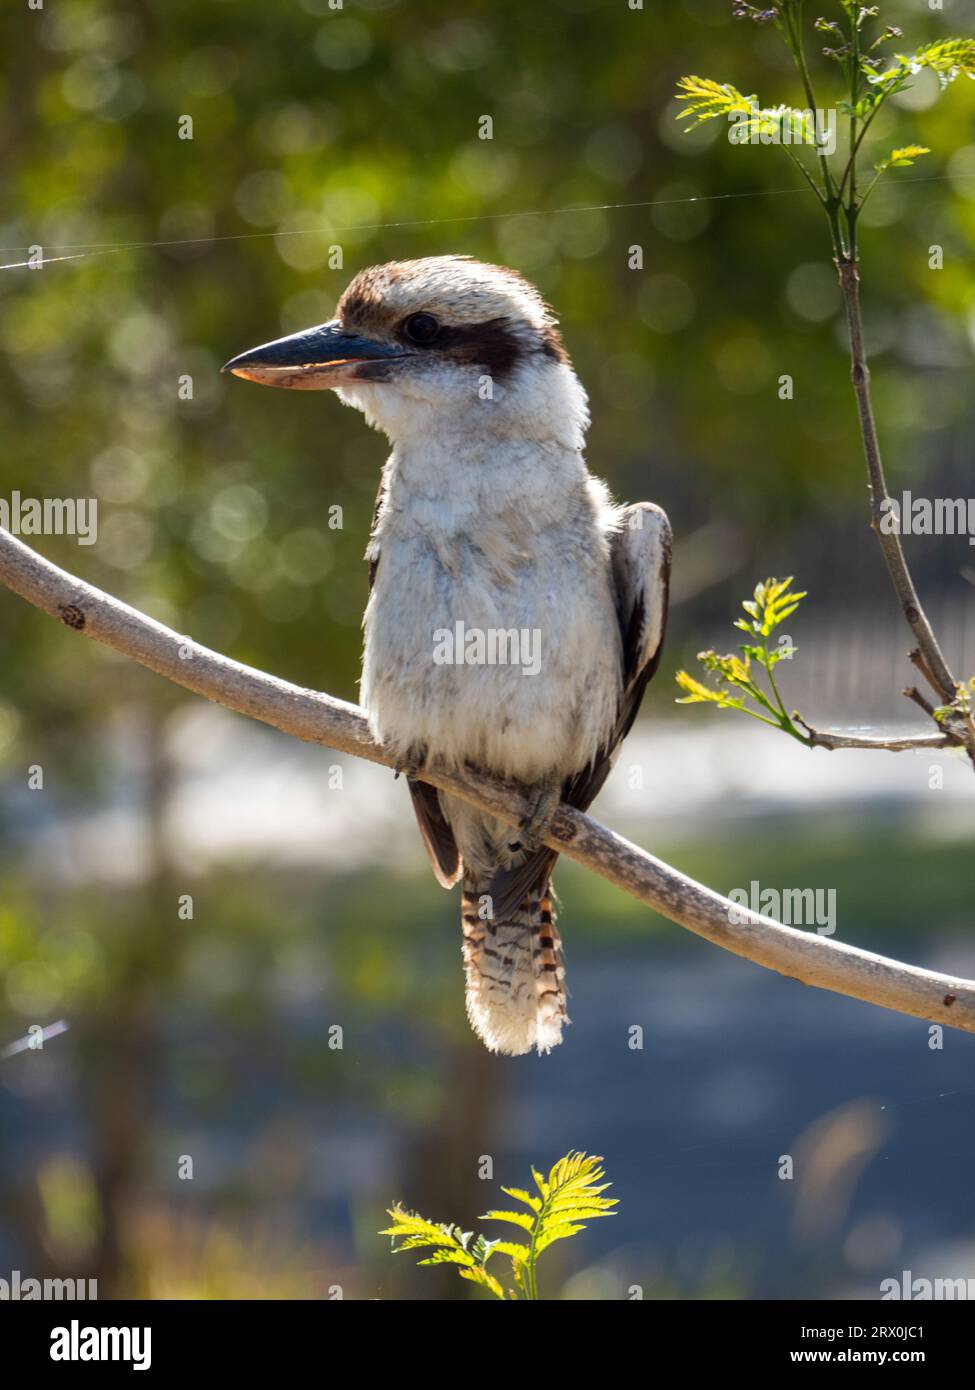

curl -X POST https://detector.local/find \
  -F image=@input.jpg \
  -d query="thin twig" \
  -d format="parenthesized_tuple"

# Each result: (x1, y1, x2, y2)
(903, 686, 938, 721)
(836, 258, 972, 772)
(2, 526, 974, 1035)
(793, 713, 950, 752)
(908, 646, 944, 700)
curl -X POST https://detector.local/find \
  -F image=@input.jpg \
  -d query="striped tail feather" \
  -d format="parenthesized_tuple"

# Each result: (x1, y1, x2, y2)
(461, 873, 567, 1055)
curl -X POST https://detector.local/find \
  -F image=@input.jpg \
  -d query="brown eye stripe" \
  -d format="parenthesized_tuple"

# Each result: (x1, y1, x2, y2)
(431, 318, 522, 376)
(337, 309, 568, 378)
(434, 318, 568, 376)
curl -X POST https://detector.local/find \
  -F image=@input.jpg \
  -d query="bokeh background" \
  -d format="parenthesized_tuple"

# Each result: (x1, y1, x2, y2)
(1, 0, 974, 1299)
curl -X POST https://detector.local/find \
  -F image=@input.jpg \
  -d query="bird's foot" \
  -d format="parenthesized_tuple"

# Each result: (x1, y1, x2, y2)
(513, 776, 563, 852)
(393, 741, 428, 781)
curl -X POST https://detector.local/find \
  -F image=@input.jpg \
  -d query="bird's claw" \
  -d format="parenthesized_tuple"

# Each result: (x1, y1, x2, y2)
(516, 778, 563, 851)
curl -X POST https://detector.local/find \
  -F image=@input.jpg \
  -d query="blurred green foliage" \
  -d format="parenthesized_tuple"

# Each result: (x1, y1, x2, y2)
(1, 0, 973, 729)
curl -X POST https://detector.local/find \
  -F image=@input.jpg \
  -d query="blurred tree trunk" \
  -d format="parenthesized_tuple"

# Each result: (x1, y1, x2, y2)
(399, 1042, 503, 1300)
(82, 714, 176, 1297)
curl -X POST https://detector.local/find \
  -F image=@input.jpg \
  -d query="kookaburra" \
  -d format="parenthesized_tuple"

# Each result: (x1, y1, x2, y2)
(224, 255, 671, 1056)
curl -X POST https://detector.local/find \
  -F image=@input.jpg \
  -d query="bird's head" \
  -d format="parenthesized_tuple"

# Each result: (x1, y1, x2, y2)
(223, 255, 588, 447)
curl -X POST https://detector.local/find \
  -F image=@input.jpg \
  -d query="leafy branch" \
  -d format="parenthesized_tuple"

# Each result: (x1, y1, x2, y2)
(857, 142, 929, 209)
(677, 578, 809, 743)
(675, 76, 827, 197)
(380, 1151, 616, 1300)
(677, 576, 965, 755)
(675, 76, 820, 144)
(676, 1, 975, 767)
(684, 8, 975, 256)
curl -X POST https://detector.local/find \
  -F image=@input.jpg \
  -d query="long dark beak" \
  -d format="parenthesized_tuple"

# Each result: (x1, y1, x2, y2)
(221, 319, 411, 390)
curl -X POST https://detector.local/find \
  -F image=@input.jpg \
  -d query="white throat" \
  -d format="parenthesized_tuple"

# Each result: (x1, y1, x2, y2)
(337, 358, 590, 459)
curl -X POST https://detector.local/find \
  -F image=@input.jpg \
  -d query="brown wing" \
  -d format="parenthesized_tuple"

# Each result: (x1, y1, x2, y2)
(407, 778, 463, 888)
(367, 474, 463, 889)
(564, 501, 672, 812)
(489, 502, 672, 918)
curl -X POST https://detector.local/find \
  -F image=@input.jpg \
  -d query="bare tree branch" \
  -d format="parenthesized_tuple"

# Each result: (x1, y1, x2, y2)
(838, 259, 956, 699)
(903, 685, 939, 722)
(837, 258, 975, 765)
(2, 525, 974, 1036)
(793, 714, 951, 753)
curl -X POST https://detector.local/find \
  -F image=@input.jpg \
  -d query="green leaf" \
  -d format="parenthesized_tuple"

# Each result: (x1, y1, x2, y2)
(417, 1248, 475, 1268)
(487, 1240, 530, 1264)
(458, 1266, 506, 1300)
(500, 1185, 542, 1213)
(674, 76, 758, 125)
(481, 1208, 535, 1233)
(535, 1222, 587, 1255)
(875, 144, 930, 173)
(551, 1200, 617, 1215)
(379, 1205, 463, 1252)
(675, 669, 723, 703)
(765, 644, 797, 668)
(680, 648, 776, 712)
(770, 601, 801, 623)
(871, 38, 975, 94)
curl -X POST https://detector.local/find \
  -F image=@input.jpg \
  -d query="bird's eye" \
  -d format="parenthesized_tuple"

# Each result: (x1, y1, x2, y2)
(403, 312, 440, 344)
